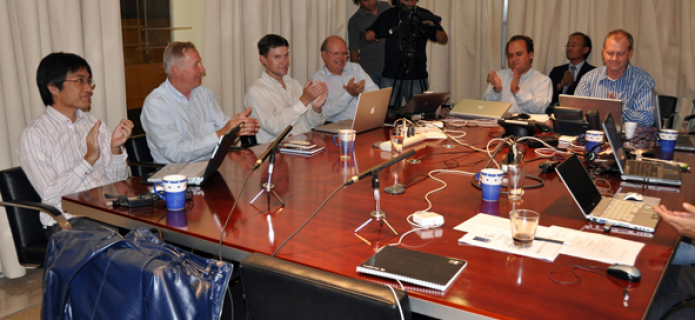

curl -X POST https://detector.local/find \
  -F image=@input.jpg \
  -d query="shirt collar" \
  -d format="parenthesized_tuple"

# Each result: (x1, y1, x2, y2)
(570, 60, 586, 70)
(46, 105, 84, 124)
(260, 71, 291, 88)
(322, 65, 345, 77)
(600, 62, 634, 82)
(520, 67, 535, 81)
(165, 78, 191, 102)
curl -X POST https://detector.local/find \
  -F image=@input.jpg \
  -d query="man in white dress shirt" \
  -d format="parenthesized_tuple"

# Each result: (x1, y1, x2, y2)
(311, 36, 379, 123)
(245, 34, 328, 144)
(482, 35, 552, 114)
(141, 41, 259, 164)
(18, 52, 133, 236)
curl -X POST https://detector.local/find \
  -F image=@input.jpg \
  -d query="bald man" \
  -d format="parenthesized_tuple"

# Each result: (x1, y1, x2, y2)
(311, 35, 379, 123)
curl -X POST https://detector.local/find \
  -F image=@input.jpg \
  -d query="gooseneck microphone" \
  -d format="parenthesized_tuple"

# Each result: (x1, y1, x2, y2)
(343, 149, 415, 186)
(253, 125, 292, 170)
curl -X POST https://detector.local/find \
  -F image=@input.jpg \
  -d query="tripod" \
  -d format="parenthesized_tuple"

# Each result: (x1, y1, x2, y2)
(354, 169, 398, 236)
(250, 151, 285, 207)
(389, 49, 427, 109)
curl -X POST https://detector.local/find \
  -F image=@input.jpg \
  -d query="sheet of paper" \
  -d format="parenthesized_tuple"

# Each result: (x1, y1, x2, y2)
(454, 213, 510, 233)
(549, 226, 645, 266)
(458, 224, 562, 261)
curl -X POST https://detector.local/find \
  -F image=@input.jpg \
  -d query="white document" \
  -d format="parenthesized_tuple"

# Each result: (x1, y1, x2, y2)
(549, 226, 645, 266)
(454, 213, 509, 233)
(458, 224, 562, 261)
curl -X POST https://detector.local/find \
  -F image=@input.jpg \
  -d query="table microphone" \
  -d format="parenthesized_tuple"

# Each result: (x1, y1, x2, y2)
(343, 149, 415, 186)
(253, 125, 292, 170)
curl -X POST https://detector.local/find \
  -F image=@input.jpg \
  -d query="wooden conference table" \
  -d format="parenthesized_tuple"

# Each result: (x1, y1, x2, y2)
(62, 126, 693, 320)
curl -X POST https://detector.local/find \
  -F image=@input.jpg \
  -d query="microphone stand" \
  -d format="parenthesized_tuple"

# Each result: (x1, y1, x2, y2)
(250, 151, 285, 207)
(354, 168, 398, 236)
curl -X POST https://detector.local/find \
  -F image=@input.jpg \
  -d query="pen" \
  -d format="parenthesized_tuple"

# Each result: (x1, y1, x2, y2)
(535, 237, 570, 246)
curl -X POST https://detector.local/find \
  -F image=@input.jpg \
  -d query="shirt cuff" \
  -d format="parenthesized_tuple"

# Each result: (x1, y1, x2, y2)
(73, 158, 95, 178)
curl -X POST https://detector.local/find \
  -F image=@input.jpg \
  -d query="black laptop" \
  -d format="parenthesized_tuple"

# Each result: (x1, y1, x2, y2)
(602, 113, 682, 186)
(653, 91, 695, 151)
(398, 92, 450, 114)
(146, 126, 240, 186)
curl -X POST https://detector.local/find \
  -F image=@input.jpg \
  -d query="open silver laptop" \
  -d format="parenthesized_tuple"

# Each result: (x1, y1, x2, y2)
(314, 87, 392, 134)
(556, 154, 660, 233)
(559, 94, 623, 131)
(146, 127, 239, 186)
(603, 113, 682, 186)
(654, 90, 695, 151)
(449, 99, 512, 120)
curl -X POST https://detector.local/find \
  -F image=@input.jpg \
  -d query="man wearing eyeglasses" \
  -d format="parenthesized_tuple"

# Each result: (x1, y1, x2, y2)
(18, 52, 133, 236)
(311, 36, 379, 123)
(548, 32, 595, 108)
(575, 29, 656, 127)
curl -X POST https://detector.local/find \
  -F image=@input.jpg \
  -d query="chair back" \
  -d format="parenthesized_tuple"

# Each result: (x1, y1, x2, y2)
(659, 95, 678, 129)
(125, 134, 159, 178)
(0, 167, 49, 264)
(240, 253, 411, 320)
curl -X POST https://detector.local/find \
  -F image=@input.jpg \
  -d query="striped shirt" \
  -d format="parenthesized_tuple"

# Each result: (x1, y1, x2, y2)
(574, 63, 655, 127)
(17, 107, 128, 227)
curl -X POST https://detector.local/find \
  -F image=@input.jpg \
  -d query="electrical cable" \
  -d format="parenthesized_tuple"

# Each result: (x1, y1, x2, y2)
(272, 184, 343, 257)
(386, 285, 405, 320)
(549, 264, 630, 307)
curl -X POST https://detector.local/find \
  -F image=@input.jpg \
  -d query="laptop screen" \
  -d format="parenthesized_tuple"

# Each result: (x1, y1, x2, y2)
(602, 113, 627, 174)
(555, 154, 603, 216)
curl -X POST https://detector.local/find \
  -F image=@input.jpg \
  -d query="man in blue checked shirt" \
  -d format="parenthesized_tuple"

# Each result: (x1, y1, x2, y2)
(575, 29, 655, 128)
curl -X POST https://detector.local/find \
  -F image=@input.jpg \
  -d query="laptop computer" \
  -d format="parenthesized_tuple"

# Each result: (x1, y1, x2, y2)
(654, 90, 695, 151)
(555, 154, 660, 233)
(314, 87, 392, 134)
(146, 126, 240, 186)
(449, 99, 512, 119)
(559, 94, 623, 131)
(602, 113, 682, 186)
(398, 92, 450, 114)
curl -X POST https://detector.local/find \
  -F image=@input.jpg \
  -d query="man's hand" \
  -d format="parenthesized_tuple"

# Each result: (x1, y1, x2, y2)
(560, 70, 574, 88)
(217, 107, 260, 138)
(85, 120, 101, 165)
(300, 80, 324, 106)
(110, 119, 133, 155)
(343, 78, 366, 96)
(365, 31, 378, 43)
(654, 203, 695, 239)
(510, 69, 521, 95)
(312, 82, 328, 112)
(609, 92, 615, 99)
(487, 70, 502, 93)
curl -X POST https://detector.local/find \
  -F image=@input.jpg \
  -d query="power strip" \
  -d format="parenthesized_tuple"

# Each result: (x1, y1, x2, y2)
(380, 133, 427, 152)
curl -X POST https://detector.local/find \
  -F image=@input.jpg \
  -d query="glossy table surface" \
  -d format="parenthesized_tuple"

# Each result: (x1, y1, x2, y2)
(63, 126, 694, 320)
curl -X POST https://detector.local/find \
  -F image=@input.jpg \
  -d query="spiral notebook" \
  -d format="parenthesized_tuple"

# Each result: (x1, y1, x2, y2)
(356, 246, 467, 291)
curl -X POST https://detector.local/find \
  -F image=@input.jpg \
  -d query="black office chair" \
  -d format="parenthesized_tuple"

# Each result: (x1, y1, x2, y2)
(0, 167, 70, 265)
(240, 253, 411, 320)
(659, 95, 678, 129)
(124, 134, 164, 178)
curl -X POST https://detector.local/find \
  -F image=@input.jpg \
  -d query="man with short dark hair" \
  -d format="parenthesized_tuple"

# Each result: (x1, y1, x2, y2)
(245, 34, 328, 144)
(311, 35, 379, 123)
(483, 35, 552, 114)
(141, 41, 259, 164)
(18, 52, 133, 236)
(575, 29, 655, 127)
(548, 32, 595, 107)
(348, 0, 392, 86)
(365, 0, 448, 107)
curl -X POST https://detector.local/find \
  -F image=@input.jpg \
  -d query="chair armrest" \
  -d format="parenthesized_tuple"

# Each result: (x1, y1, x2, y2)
(684, 114, 695, 122)
(0, 200, 72, 230)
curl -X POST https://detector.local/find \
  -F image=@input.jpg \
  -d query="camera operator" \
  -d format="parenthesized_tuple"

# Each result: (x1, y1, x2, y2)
(366, 0, 448, 108)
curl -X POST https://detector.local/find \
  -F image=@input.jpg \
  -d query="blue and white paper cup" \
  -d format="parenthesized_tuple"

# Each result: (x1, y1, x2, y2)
(154, 174, 188, 211)
(479, 168, 504, 201)
(585, 130, 605, 153)
(659, 129, 678, 153)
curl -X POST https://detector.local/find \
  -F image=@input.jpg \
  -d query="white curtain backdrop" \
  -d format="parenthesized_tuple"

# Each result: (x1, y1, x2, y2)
(204, 0, 695, 123)
(0, 0, 126, 278)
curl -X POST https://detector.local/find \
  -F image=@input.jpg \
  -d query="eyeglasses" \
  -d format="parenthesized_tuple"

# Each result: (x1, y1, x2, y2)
(564, 44, 584, 48)
(328, 52, 348, 58)
(64, 78, 96, 88)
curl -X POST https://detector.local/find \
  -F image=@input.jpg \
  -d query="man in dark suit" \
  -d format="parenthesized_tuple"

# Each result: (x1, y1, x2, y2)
(548, 32, 595, 112)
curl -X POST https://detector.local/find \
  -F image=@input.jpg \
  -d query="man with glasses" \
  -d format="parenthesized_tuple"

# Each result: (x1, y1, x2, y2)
(548, 32, 595, 108)
(311, 36, 379, 122)
(18, 52, 133, 236)
(575, 29, 655, 127)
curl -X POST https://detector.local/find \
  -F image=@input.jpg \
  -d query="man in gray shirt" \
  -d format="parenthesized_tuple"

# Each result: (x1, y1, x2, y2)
(348, 0, 391, 87)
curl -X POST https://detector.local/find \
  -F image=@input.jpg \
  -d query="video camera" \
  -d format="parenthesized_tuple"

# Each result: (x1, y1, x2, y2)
(380, 4, 442, 53)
